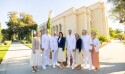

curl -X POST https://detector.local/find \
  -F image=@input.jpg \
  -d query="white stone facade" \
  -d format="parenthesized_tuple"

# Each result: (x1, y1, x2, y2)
(39, 2, 109, 38)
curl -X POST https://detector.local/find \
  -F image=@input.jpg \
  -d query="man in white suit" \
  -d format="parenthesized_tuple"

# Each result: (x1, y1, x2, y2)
(50, 32, 58, 68)
(41, 29, 51, 69)
(81, 30, 92, 70)
(66, 30, 76, 69)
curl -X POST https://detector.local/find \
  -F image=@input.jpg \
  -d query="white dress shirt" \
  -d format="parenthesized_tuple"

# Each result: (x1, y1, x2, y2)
(50, 36, 58, 51)
(66, 34, 76, 50)
(42, 34, 51, 50)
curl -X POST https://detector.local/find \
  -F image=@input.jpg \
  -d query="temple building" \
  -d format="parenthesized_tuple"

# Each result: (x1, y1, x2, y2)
(39, 2, 109, 37)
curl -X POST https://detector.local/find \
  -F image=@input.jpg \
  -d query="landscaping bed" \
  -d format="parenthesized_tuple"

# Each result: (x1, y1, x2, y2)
(0, 45, 10, 64)
(24, 43, 32, 48)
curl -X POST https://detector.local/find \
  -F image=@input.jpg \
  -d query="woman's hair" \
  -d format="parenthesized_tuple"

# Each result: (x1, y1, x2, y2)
(75, 33, 80, 38)
(59, 32, 63, 38)
(36, 31, 41, 36)
(91, 32, 96, 35)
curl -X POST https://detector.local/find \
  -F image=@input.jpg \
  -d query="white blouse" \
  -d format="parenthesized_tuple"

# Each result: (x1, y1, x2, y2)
(90, 38, 101, 52)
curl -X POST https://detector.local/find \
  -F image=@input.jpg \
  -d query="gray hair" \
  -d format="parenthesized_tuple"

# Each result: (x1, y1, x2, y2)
(82, 29, 87, 32)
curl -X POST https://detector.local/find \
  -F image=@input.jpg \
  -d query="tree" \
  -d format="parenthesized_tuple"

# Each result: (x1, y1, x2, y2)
(47, 18, 51, 29)
(0, 23, 2, 43)
(115, 28, 123, 34)
(46, 10, 52, 34)
(5, 11, 37, 42)
(108, 0, 125, 23)
(1, 29, 9, 41)
(109, 27, 117, 38)
(98, 35, 108, 42)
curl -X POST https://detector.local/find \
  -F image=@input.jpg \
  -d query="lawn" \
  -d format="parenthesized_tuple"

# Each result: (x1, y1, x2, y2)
(0, 45, 10, 64)
(24, 43, 32, 48)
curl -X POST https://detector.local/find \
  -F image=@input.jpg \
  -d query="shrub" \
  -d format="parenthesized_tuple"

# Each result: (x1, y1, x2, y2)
(110, 37, 114, 40)
(116, 33, 124, 40)
(91, 29, 98, 34)
(21, 40, 27, 44)
(4, 40, 12, 45)
(98, 35, 108, 42)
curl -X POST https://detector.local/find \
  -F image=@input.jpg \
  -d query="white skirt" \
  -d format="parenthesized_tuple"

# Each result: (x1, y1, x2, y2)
(58, 48, 66, 62)
(30, 49, 42, 66)
(75, 49, 83, 64)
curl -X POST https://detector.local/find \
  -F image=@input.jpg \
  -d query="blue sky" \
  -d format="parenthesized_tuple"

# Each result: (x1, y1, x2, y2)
(0, 0, 124, 30)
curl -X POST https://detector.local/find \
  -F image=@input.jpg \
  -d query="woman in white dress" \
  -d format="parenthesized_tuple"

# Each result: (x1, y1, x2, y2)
(30, 32, 42, 72)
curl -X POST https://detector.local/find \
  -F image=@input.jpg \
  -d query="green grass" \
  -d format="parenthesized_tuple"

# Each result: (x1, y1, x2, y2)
(24, 43, 32, 48)
(0, 45, 10, 63)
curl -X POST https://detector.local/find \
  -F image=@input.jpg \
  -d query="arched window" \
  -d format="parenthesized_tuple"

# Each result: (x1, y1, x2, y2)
(53, 26, 55, 32)
(56, 25, 58, 33)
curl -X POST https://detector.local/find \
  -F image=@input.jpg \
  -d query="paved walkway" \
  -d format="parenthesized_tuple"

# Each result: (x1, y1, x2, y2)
(0, 40, 125, 74)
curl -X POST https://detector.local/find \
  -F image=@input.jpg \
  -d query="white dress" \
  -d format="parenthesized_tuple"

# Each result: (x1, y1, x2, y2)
(30, 37, 42, 66)
(75, 49, 83, 64)
(58, 48, 66, 62)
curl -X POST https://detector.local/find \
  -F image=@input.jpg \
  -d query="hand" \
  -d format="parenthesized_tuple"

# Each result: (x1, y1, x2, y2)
(73, 49, 75, 52)
(52, 50, 54, 52)
(42, 48, 44, 51)
(89, 50, 92, 52)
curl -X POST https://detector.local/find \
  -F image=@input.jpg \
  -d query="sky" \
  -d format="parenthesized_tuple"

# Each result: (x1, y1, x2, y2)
(0, 0, 125, 30)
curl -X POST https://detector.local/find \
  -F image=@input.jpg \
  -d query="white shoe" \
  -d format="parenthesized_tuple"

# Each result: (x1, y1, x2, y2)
(32, 70, 35, 72)
(72, 65, 74, 70)
(56, 62, 60, 66)
(72, 66, 74, 70)
(66, 65, 70, 68)
(89, 68, 92, 71)
(53, 64, 56, 68)
(36, 69, 40, 71)
(42, 66, 46, 70)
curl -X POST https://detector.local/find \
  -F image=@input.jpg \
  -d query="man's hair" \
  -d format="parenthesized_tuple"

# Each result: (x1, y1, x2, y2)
(68, 29, 72, 32)
(82, 29, 87, 32)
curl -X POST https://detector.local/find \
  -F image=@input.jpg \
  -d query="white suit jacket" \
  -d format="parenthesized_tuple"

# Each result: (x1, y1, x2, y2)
(81, 35, 92, 51)
(66, 35, 76, 51)
(50, 36, 58, 51)
(42, 34, 51, 50)
(90, 38, 101, 52)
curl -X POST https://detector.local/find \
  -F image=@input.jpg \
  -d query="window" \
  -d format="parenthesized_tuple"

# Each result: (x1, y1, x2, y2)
(59, 24, 62, 32)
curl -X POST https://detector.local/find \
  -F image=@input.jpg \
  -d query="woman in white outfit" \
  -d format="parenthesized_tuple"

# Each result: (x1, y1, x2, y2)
(30, 32, 42, 72)
(57, 32, 66, 68)
(75, 33, 83, 70)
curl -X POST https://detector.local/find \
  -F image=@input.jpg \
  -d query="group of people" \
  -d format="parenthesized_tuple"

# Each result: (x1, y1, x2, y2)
(30, 29, 101, 72)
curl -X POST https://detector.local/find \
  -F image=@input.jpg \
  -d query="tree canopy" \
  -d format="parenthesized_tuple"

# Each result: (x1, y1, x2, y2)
(108, 0, 125, 24)
(2, 11, 37, 42)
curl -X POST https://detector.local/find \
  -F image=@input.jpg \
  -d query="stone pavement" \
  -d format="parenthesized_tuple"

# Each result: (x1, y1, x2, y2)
(0, 40, 125, 74)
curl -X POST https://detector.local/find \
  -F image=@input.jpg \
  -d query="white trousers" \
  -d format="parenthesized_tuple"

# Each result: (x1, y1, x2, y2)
(52, 50, 58, 65)
(84, 50, 92, 70)
(67, 50, 75, 67)
(42, 49, 51, 67)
